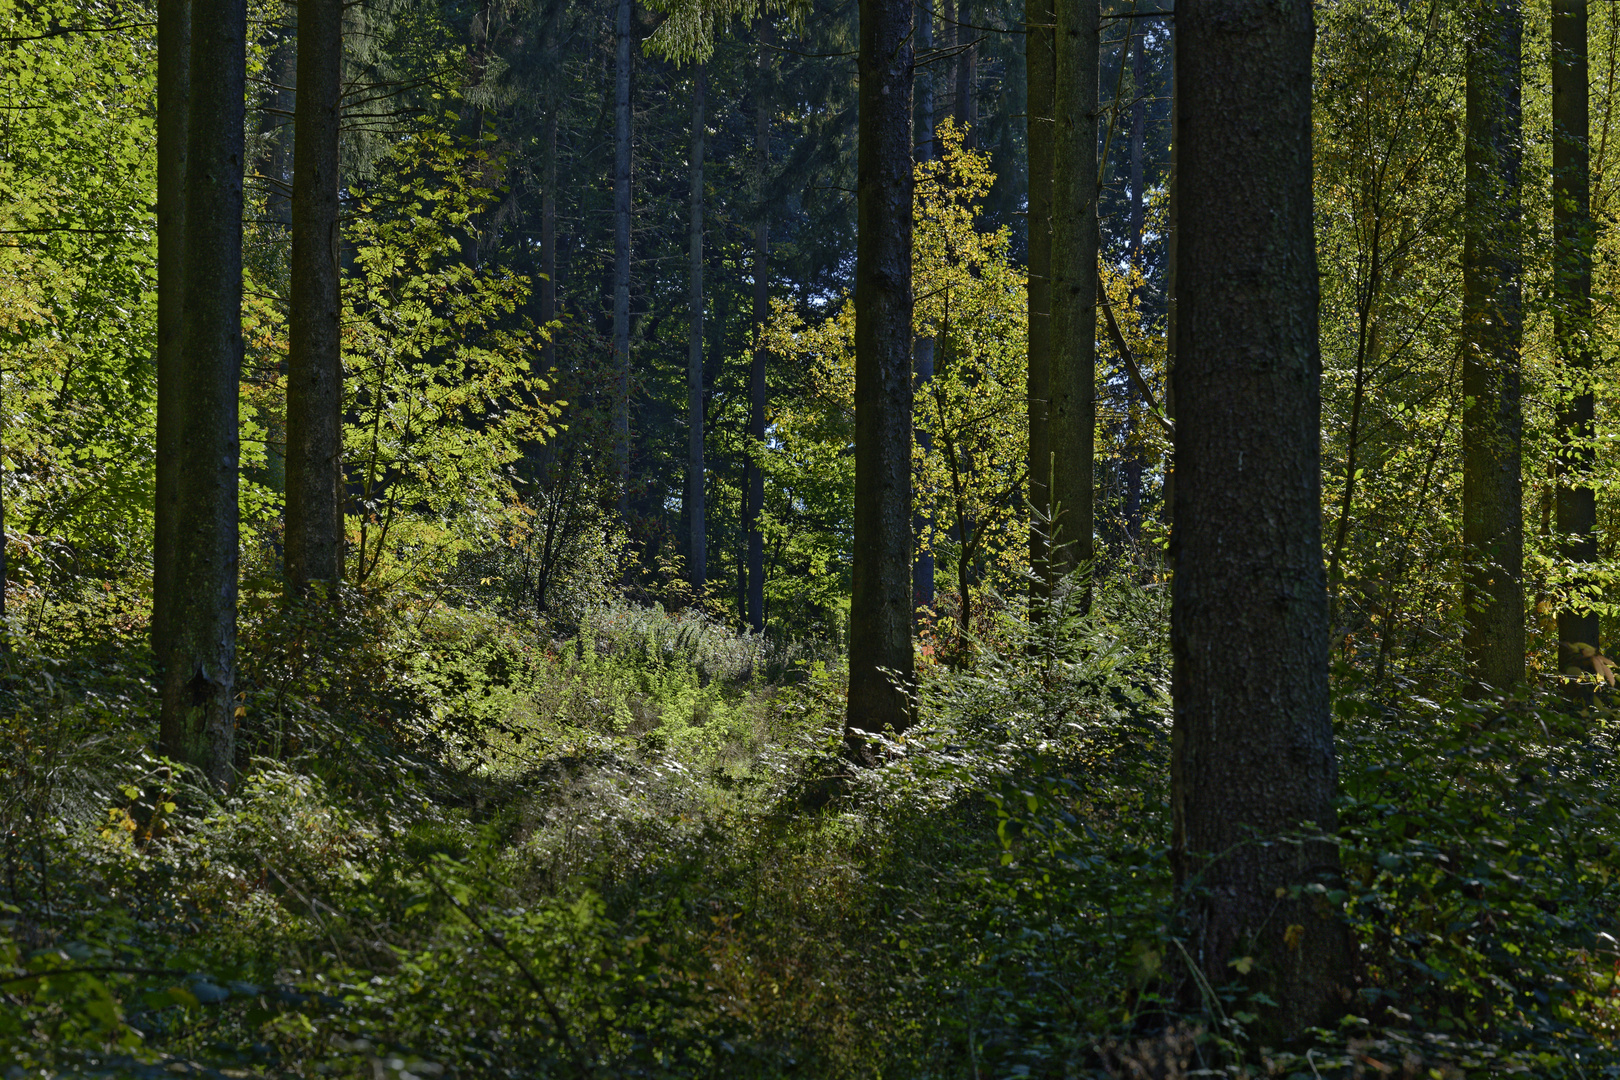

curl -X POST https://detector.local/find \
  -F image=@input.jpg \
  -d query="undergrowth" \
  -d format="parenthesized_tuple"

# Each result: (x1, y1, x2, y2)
(2, 577, 1618, 1078)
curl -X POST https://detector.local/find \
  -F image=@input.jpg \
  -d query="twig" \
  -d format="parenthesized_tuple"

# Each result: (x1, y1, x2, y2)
(1098, 274, 1173, 436)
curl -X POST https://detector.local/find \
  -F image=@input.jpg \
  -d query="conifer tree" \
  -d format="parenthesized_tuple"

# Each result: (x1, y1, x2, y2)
(1171, 0, 1351, 1036)
(160, 0, 246, 790)
(846, 0, 915, 757)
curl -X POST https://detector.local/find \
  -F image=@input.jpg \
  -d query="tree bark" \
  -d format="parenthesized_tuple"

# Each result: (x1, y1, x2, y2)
(154, 0, 190, 663)
(160, 0, 245, 792)
(747, 22, 771, 633)
(1553, 0, 1599, 680)
(1461, 0, 1525, 692)
(1170, 0, 1350, 1038)
(688, 65, 707, 591)
(611, 0, 633, 508)
(914, 0, 935, 620)
(1047, 0, 1097, 584)
(1025, 0, 1054, 588)
(846, 0, 915, 756)
(285, 0, 344, 597)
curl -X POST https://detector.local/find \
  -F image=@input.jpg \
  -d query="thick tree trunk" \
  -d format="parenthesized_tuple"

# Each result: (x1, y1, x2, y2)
(747, 23, 770, 633)
(846, 0, 915, 756)
(160, 0, 245, 791)
(1025, 0, 1054, 587)
(1461, 0, 1525, 691)
(914, 1, 935, 619)
(1170, 0, 1350, 1038)
(1553, 0, 1599, 679)
(285, 0, 344, 597)
(611, 0, 633, 507)
(1047, 0, 1097, 584)
(154, 0, 190, 663)
(688, 65, 707, 591)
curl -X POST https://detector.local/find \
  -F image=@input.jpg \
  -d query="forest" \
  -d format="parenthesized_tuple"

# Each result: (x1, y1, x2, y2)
(2, 0, 1619, 1074)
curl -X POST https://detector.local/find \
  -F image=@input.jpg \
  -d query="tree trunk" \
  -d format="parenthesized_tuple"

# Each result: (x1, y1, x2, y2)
(1123, 23, 1146, 542)
(914, 0, 935, 620)
(747, 22, 771, 633)
(154, 0, 190, 663)
(285, 0, 344, 598)
(1161, 19, 1176, 538)
(846, 0, 915, 757)
(688, 65, 707, 591)
(160, 0, 245, 791)
(259, 33, 294, 229)
(1025, 0, 1054, 588)
(1553, 0, 1599, 680)
(956, 0, 976, 146)
(541, 107, 558, 370)
(1170, 0, 1350, 1038)
(1047, 0, 1097, 585)
(1461, 0, 1524, 691)
(611, 0, 633, 508)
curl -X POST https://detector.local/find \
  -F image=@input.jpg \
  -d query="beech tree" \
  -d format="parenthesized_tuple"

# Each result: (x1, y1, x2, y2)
(1171, 0, 1351, 1037)
(285, 0, 345, 598)
(846, 0, 915, 756)
(1461, 0, 1524, 691)
(159, 0, 246, 789)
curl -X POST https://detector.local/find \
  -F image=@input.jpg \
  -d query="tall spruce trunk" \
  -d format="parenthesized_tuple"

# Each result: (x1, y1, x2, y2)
(1552, 0, 1599, 678)
(611, 0, 633, 506)
(747, 23, 770, 633)
(154, 0, 190, 663)
(913, 0, 935, 620)
(1461, 0, 1524, 691)
(285, 0, 344, 597)
(1025, 0, 1054, 586)
(688, 65, 707, 591)
(846, 0, 915, 756)
(1170, 0, 1350, 1038)
(1047, 0, 1097, 584)
(160, 0, 246, 791)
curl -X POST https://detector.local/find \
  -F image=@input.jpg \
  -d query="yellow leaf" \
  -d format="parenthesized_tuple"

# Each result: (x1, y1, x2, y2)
(1284, 924, 1305, 951)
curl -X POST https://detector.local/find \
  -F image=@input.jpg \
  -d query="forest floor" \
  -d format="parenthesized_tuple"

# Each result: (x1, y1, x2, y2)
(3, 578, 1620, 1078)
